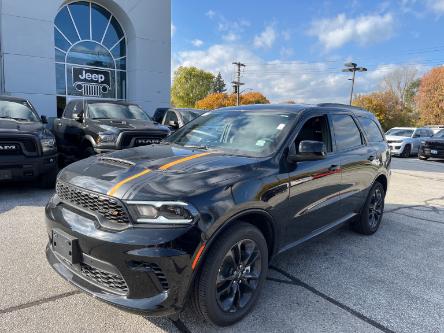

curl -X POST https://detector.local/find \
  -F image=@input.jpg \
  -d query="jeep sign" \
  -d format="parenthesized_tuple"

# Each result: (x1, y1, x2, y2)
(72, 67, 111, 97)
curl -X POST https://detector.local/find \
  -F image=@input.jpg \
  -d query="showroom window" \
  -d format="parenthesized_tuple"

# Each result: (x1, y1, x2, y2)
(54, 1, 126, 115)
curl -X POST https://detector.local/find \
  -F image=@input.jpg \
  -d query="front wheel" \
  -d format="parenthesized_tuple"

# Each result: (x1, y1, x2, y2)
(418, 154, 429, 160)
(401, 144, 411, 158)
(352, 181, 385, 235)
(192, 223, 268, 327)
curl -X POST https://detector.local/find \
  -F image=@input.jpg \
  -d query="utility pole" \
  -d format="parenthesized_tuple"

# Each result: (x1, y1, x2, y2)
(342, 62, 367, 105)
(232, 62, 246, 106)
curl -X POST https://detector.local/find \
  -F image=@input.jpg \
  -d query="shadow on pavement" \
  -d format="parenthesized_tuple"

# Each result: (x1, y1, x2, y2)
(0, 181, 54, 214)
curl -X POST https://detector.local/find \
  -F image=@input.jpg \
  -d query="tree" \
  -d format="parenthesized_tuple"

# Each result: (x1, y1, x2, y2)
(416, 67, 444, 125)
(212, 72, 226, 93)
(353, 91, 414, 131)
(196, 91, 270, 110)
(382, 66, 418, 105)
(171, 66, 214, 108)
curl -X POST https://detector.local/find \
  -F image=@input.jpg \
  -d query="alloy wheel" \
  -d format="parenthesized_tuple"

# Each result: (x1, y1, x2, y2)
(215, 239, 262, 313)
(368, 187, 384, 229)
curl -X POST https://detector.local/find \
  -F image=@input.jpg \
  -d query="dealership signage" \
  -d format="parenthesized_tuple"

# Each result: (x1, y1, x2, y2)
(72, 67, 111, 97)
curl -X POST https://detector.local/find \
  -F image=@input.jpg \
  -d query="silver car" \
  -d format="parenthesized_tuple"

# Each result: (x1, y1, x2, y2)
(385, 127, 434, 157)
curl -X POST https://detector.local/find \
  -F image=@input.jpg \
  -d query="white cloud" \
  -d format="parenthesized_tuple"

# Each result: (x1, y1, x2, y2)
(173, 43, 418, 104)
(206, 10, 216, 19)
(171, 23, 176, 38)
(308, 13, 395, 50)
(223, 32, 240, 42)
(427, 0, 444, 13)
(191, 39, 204, 47)
(254, 25, 277, 49)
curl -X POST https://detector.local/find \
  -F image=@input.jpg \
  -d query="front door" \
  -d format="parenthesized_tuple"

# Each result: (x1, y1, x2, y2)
(283, 114, 344, 247)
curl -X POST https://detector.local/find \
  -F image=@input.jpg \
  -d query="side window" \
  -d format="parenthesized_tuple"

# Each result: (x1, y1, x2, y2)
(164, 111, 178, 124)
(357, 117, 384, 142)
(295, 115, 332, 152)
(331, 114, 363, 151)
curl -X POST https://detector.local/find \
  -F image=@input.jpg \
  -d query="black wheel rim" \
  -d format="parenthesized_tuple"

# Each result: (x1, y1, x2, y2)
(216, 239, 262, 313)
(368, 187, 383, 229)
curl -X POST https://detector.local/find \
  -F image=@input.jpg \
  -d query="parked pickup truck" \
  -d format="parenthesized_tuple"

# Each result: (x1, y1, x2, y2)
(53, 99, 170, 163)
(0, 96, 58, 187)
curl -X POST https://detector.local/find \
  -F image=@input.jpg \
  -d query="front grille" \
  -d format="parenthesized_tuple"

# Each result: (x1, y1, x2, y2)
(0, 137, 37, 155)
(427, 142, 444, 149)
(56, 181, 130, 225)
(80, 263, 129, 295)
(120, 132, 167, 149)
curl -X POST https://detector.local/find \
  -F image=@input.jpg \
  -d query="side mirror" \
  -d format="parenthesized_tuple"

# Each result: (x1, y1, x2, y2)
(168, 120, 179, 129)
(73, 113, 83, 122)
(287, 140, 327, 163)
(41, 115, 48, 124)
(412, 134, 420, 138)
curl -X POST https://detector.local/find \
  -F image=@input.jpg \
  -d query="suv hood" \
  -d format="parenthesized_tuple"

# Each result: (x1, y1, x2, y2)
(58, 144, 262, 200)
(0, 119, 44, 134)
(89, 119, 169, 134)
(386, 135, 411, 141)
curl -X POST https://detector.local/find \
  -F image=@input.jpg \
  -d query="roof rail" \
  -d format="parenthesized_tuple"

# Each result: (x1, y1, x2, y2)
(317, 103, 364, 111)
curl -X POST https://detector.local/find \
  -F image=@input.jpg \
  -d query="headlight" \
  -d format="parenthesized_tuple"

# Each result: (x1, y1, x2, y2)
(421, 141, 426, 145)
(126, 201, 197, 225)
(97, 133, 117, 144)
(40, 137, 56, 153)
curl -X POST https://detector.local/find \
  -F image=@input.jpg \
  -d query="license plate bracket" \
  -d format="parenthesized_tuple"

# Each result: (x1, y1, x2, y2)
(52, 229, 81, 264)
(0, 170, 12, 180)
(431, 149, 438, 155)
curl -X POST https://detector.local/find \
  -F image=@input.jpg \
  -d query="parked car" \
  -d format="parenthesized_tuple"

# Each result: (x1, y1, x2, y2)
(161, 108, 207, 131)
(426, 125, 444, 135)
(418, 129, 444, 160)
(152, 107, 170, 124)
(53, 99, 170, 163)
(385, 127, 434, 157)
(0, 96, 58, 188)
(45, 103, 390, 326)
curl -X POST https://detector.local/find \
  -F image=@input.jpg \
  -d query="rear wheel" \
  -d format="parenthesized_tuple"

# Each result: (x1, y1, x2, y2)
(352, 181, 385, 235)
(192, 223, 268, 327)
(401, 144, 411, 158)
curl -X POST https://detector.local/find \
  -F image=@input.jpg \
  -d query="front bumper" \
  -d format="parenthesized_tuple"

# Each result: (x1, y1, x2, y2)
(419, 146, 444, 159)
(0, 153, 57, 181)
(388, 143, 406, 155)
(45, 197, 201, 316)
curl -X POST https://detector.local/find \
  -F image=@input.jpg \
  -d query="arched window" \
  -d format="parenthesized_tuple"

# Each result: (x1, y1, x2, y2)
(54, 1, 126, 110)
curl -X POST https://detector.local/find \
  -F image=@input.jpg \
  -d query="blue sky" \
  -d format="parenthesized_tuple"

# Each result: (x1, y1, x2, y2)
(171, 0, 444, 103)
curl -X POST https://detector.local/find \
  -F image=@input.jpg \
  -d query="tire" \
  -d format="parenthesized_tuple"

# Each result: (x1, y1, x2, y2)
(401, 144, 411, 158)
(418, 154, 429, 160)
(352, 181, 385, 235)
(192, 223, 268, 327)
(38, 168, 58, 189)
(81, 143, 96, 159)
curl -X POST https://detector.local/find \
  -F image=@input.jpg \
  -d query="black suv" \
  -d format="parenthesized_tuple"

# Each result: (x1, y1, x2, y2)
(53, 99, 170, 162)
(0, 96, 58, 187)
(45, 104, 390, 326)
(418, 129, 444, 160)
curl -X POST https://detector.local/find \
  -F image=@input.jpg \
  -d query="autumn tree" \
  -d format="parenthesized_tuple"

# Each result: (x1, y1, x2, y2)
(171, 66, 214, 108)
(196, 91, 270, 110)
(353, 91, 414, 130)
(212, 72, 227, 93)
(416, 67, 444, 125)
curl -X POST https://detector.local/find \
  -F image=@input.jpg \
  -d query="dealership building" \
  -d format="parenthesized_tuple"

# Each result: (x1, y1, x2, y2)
(0, 0, 171, 117)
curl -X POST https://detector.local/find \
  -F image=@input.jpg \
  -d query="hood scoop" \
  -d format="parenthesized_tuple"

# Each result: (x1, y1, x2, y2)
(97, 156, 135, 168)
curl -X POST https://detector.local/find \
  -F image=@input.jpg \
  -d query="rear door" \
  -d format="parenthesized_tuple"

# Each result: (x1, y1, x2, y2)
(54, 102, 75, 153)
(330, 113, 376, 215)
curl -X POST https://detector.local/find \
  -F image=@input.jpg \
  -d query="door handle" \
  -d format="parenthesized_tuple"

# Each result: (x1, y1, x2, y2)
(56, 122, 62, 127)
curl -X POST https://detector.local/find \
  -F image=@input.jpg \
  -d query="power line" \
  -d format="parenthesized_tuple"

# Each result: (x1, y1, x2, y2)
(342, 62, 367, 105)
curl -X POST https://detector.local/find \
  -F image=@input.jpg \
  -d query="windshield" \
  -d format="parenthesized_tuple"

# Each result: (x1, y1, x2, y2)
(88, 103, 151, 121)
(167, 110, 297, 157)
(433, 130, 444, 138)
(182, 110, 203, 124)
(0, 100, 39, 122)
(386, 128, 414, 137)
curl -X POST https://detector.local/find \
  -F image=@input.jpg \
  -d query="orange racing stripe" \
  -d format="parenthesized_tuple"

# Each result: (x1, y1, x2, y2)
(107, 152, 212, 196)
(107, 169, 152, 196)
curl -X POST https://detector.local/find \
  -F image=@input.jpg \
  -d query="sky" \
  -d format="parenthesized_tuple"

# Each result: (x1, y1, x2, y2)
(171, 0, 444, 104)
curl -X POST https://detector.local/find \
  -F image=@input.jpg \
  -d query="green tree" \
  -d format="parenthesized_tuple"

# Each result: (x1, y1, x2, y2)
(212, 72, 227, 93)
(171, 66, 215, 108)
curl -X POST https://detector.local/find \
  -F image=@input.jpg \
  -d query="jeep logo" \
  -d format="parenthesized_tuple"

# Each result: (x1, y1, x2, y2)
(0, 144, 18, 151)
(72, 67, 111, 97)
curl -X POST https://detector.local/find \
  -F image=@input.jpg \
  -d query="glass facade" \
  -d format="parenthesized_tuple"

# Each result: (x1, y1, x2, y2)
(54, 1, 127, 110)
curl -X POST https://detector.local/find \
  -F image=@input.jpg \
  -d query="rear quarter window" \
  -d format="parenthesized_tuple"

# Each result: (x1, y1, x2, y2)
(331, 114, 363, 150)
(357, 116, 384, 142)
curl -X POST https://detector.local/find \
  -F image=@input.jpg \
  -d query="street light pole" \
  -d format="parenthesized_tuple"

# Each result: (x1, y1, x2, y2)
(342, 62, 367, 105)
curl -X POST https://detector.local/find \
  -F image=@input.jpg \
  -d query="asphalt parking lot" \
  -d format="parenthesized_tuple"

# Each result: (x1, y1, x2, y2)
(0, 158, 443, 333)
